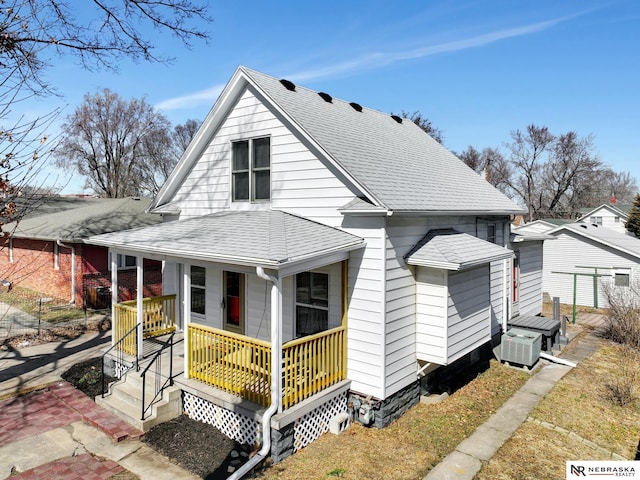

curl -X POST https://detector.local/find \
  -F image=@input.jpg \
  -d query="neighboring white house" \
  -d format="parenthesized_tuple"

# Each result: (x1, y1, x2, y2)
(576, 203, 631, 234)
(90, 66, 525, 463)
(542, 223, 640, 308)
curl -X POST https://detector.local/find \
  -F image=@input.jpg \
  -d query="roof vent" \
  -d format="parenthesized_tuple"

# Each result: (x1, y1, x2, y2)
(581, 224, 587, 229)
(279, 79, 296, 91)
(318, 92, 333, 103)
(390, 114, 403, 124)
(349, 102, 363, 112)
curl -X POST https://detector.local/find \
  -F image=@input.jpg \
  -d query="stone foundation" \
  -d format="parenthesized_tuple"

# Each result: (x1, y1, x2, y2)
(348, 380, 421, 429)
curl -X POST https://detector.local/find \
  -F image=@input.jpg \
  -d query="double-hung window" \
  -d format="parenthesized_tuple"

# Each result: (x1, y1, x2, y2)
(191, 266, 206, 315)
(295, 272, 329, 337)
(232, 137, 271, 202)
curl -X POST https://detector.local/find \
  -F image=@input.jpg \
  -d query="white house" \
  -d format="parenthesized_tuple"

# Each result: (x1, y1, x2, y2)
(576, 203, 630, 234)
(542, 222, 640, 308)
(90, 66, 525, 466)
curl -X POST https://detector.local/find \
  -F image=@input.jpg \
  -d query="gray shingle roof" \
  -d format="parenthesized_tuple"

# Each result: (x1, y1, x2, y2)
(7, 197, 160, 242)
(241, 67, 522, 214)
(89, 210, 364, 268)
(551, 223, 640, 259)
(405, 229, 513, 270)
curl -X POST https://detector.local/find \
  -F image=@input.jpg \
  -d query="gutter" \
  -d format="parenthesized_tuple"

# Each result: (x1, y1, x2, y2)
(56, 240, 76, 304)
(228, 266, 282, 479)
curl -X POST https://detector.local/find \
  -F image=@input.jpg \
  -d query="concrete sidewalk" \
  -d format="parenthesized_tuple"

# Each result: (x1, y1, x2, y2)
(0, 331, 199, 480)
(424, 318, 606, 480)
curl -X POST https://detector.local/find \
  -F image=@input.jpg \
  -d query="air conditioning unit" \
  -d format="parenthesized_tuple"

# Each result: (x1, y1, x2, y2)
(501, 328, 542, 367)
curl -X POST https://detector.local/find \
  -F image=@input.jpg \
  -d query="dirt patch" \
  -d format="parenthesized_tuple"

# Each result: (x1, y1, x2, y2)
(61, 357, 116, 399)
(143, 415, 256, 479)
(1, 318, 110, 350)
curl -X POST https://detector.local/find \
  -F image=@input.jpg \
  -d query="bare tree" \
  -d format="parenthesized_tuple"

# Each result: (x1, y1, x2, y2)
(1, 0, 210, 223)
(456, 145, 512, 195)
(137, 119, 200, 196)
(504, 125, 555, 221)
(539, 132, 603, 218)
(55, 89, 173, 198)
(2, 0, 210, 98)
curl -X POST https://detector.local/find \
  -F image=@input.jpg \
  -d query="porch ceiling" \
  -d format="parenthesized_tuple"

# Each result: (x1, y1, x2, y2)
(405, 228, 514, 271)
(87, 210, 364, 268)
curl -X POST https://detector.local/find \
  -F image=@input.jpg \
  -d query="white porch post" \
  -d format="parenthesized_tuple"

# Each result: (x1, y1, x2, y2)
(183, 263, 191, 378)
(136, 255, 144, 360)
(256, 267, 283, 413)
(110, 251, 118, 347)
(272, 274, 283, 413)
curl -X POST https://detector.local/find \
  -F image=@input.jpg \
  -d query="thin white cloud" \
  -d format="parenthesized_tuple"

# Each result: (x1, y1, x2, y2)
(155, 83, 225, 111)
(155, 14, 575, 111)
(289, 16, 573, 83)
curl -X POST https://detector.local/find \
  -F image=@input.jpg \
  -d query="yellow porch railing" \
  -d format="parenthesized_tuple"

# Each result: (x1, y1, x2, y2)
(113, 295, 177, 356)
(187, 324, 346, 409)
(188, 324, 272, 407)
(282, 326, 346, 409)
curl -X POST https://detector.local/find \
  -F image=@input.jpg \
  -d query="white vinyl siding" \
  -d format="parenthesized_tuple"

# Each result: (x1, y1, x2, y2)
(415, 267, 447, 364)
(383, 216, 510, 397)
(543, 230, 639, 307)
(578, 206, 628, 234)
(515, 241, 544, 316)
(172, 88, 359, 225)
(446, 266, 491, 362)
(342, 217, 385, 399)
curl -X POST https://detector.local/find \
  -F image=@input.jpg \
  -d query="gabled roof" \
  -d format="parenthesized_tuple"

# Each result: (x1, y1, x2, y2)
(512, 219, 568, 236)
(89, 210, 364, 269)
(6, 197, 161, 242)
(578, 203, 630, 220)
(548, 222, 640, 260)
(152, 66, 523, 216)
(405, 229, 513, 271)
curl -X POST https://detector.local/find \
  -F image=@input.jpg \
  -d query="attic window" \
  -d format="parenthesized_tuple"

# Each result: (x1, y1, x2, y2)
(349, 102, 363, 112)
(279, 79, 296, 91)
(390, 114, 403, 124)
(318, 92, 333, 103)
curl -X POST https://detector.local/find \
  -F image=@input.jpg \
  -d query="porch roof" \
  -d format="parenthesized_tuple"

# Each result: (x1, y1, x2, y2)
(87, 210, 364, 268)
(405, 229, 513, 271)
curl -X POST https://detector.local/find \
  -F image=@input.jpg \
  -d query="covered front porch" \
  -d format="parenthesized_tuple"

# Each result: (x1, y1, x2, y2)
(97, 210, 363, 414)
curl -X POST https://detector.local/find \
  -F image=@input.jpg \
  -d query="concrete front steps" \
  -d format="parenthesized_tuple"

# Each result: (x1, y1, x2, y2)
(96, 364, 182, 432)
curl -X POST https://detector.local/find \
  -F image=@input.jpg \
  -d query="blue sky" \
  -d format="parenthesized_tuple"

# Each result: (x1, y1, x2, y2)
(27, 0, 640, 194)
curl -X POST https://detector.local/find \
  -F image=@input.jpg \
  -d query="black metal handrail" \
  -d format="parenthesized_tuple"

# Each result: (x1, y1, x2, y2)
(140, 332, 182, 420)
(101, 324, 139, 398)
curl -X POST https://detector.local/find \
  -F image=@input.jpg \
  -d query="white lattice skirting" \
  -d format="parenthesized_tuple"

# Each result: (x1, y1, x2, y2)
(183, 392, 259, 446)
(293, 392, 349, 451)
(182, 391, 349, 453)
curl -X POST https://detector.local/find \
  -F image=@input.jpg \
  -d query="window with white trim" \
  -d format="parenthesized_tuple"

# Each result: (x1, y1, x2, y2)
(295, 271, 329, 338)
(108, 253, 137, 270)
(231, 137, 271, 202)
(615, 216, 620, 223)
(191, 266, 206, 315)
(590, 216, 603, 226)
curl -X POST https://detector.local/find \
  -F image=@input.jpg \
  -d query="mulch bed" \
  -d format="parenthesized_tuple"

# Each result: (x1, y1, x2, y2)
(61, 356, 117, 399)
(63, 357, 257, 479)
(143, 415, 256, 479)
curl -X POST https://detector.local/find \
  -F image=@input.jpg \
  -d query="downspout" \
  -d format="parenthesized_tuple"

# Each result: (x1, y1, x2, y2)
(228, 266, 281, 480)
(57, 240, 76, 304)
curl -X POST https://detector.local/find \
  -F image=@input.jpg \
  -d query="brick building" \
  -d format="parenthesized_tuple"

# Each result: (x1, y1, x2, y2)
(1, 197, 163, 308)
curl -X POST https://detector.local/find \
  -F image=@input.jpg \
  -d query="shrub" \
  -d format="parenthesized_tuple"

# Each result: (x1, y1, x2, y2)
(604, 346, 639, 407)
(602, 282, 640, 348)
